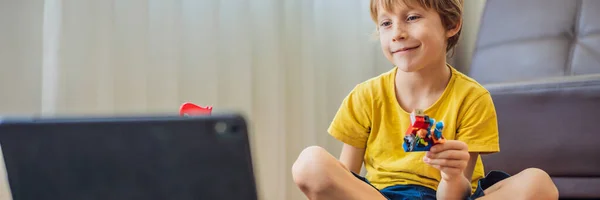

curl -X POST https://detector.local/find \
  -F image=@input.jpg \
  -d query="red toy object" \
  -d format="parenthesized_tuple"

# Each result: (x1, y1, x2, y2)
(179, 102, 213, 116)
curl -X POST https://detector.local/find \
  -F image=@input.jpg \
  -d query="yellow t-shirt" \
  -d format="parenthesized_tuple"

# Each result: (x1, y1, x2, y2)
(328, 65, 500, 192)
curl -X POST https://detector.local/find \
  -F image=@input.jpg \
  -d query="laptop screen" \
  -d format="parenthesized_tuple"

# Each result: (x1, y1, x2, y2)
(0, 115, 257, 200)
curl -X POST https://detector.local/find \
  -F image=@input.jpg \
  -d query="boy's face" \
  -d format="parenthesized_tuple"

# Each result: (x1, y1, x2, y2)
(376, 2, 458, 72)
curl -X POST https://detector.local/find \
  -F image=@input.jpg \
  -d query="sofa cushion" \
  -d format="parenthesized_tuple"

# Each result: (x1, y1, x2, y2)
(469, 0, 600, 84)
(481, 75, 600, 178)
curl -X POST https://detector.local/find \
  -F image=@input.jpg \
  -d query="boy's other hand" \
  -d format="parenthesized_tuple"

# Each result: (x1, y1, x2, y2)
(423, 140, 470, 182)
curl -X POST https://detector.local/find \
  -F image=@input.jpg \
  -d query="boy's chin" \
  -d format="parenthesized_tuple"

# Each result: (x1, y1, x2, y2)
(392, 56, 425, 72)
(395, 62, 425, 73)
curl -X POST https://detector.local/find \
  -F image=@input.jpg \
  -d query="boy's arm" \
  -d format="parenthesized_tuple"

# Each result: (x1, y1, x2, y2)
(434, 152, 479, 200)
(435, 92, 500, 199)
(426, 141, 473, 200)
(463, 152, 479, 184)
(339, 144, 366, 174)
(328, 83, 372, 173)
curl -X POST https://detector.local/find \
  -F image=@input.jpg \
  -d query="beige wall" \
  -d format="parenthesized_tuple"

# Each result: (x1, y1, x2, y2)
(0, 1, 486, 199)
(0, 0, 44, 115)
(452, 0, 487, 72)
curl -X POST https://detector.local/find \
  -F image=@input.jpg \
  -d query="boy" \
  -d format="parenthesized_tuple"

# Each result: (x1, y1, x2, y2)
(292, 0, 559, 199)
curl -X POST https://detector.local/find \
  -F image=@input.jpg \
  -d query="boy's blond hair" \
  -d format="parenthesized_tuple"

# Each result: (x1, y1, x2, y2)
(370, 0, 463, 54)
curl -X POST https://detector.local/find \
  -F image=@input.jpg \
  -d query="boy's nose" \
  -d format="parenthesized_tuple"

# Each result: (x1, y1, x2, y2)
(392, 27, 408, 41)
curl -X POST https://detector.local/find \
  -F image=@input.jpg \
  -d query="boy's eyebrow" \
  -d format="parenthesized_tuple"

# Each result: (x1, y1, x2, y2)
(377, 9, 415, 22)
(376, 9, 394, 22)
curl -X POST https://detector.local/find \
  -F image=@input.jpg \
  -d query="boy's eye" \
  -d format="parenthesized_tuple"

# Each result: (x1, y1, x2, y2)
(407, 15, 421, 21)
(380, 21, 392, 27)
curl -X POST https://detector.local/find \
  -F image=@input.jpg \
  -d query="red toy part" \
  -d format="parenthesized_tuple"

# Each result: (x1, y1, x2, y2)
(179, 102, 212, 116)
(411, 115, 429, 130)
(405, 110, 430, 136)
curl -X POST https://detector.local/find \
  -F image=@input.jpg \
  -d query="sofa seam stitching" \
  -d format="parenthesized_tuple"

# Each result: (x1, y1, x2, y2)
(565, 0, 583, 76)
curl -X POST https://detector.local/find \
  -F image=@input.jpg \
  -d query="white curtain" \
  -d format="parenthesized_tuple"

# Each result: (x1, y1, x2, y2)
(0, 0, 485, 199)
(2, 0, 389, 199)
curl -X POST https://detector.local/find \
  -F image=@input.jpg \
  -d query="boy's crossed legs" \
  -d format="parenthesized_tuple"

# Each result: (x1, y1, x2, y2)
(292, 146, 387, 200)
(475, 168, 558, 200)
(292, 146, 558, 200)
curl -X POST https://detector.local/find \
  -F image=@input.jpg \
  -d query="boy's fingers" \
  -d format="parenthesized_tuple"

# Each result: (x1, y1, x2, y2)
(428, 164, 462, 175)
(426, 150, 469, 160)
(430, 140, 468, 153)
(423, 157, 467, 169)
(429, 164, 441, 170)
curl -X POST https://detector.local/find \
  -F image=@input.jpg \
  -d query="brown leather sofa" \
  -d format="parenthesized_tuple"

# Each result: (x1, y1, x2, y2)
(468, 0, 600, 199)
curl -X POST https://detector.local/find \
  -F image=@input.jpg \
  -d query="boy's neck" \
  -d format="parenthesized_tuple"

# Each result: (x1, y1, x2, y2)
(394, 61, 452, 109)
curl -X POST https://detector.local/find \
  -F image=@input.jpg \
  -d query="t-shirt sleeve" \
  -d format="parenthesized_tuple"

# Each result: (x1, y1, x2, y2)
(327, 83, 372, 149)
(456, 92, 500, 153)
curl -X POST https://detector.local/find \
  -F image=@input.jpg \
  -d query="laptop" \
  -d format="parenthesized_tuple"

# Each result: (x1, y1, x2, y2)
(0, 114, 258, 200)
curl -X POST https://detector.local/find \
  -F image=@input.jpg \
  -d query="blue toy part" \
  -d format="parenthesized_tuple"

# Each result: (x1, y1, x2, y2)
(433, 121, 444, 140)
(402, 134, 434, 152)
(427, 118, 435, 130)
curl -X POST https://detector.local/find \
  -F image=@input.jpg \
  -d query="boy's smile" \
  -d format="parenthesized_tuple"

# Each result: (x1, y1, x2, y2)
(391, 45, 421, 56)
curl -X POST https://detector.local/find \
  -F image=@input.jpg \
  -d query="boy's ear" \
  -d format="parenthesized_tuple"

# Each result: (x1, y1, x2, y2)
(446, 18, 462, 38)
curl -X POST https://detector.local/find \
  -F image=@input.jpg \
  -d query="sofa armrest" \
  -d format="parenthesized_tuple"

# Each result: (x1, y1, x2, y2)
(483, 74, 600, 94)
(481, 75, 600, 199)
(481, 74, 600, 177)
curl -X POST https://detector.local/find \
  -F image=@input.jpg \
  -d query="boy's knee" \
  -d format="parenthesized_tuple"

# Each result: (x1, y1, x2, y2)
(292, 146, 330, 179)
(520, 168, 558, 199)
(292, 146, 335, 193)
(520, 168, 553, 184)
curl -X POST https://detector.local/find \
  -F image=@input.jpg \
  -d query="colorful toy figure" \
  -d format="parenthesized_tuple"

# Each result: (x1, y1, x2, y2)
(403, 109, 446, 152)
(179, 102, 213, 116)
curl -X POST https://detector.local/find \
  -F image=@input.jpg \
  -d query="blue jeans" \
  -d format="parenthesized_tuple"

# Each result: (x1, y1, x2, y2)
(353, 171, 511, 200)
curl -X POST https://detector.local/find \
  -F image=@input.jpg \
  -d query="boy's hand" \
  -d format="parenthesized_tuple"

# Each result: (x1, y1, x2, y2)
(423, 140, 470, 181)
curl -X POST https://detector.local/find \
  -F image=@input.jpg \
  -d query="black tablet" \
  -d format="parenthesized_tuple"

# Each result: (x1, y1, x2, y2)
(0, 114, 257, 200)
